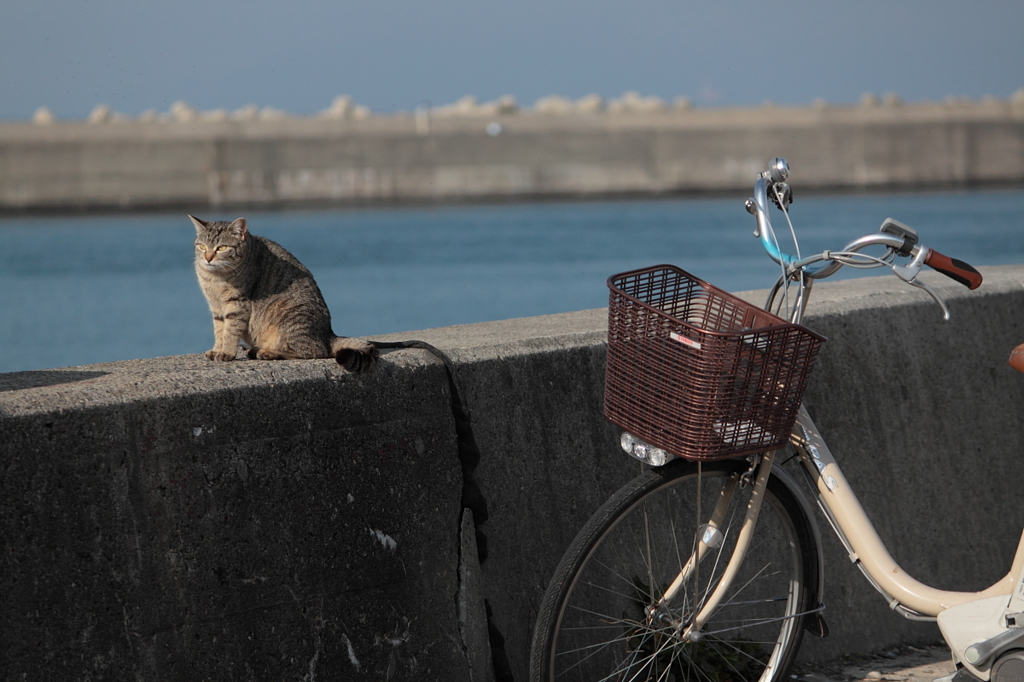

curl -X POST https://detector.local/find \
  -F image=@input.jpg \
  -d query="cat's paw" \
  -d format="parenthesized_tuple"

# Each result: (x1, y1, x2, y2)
(205, 349, 237, 361)
(255, 349, 287, 360)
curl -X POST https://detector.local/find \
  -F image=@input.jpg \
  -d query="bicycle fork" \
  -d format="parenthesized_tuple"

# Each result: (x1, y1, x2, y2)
(652, 450, 777, 640)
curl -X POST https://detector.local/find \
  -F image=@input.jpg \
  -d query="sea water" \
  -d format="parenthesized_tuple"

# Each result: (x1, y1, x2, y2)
(1, 190, 1022, 374)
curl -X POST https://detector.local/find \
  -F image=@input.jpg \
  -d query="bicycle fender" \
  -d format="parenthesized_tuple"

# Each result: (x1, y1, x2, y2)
(771, 462, 829, 637)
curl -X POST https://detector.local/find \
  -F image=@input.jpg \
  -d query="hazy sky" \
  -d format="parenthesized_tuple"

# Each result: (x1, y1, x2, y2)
(2, 1, 1022, 121)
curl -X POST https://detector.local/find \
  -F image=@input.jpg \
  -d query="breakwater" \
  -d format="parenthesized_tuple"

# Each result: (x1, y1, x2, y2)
(2, 96, 1024, 212)
(3, 265, 1024, 681)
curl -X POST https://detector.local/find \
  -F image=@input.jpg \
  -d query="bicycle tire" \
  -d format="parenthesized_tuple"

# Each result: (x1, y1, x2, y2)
(530, 457, 820, 682)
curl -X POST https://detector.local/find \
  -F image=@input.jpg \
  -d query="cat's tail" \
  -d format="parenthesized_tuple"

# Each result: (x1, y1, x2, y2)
(331, 337, 379, 373)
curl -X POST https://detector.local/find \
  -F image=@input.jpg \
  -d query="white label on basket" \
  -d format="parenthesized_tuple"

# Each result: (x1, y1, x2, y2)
(670, 332, 702, 350)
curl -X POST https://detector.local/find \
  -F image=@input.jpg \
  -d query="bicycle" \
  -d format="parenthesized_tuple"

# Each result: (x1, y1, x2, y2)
(529, 158, 1005, 682)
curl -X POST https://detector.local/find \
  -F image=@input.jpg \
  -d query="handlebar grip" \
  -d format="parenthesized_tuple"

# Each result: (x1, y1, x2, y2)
(924, 248, 982, 290)
(1010, 343, 1024, 374)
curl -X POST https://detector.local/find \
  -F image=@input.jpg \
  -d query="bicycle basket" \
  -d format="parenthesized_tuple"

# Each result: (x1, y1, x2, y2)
(604, 265, 825, 461)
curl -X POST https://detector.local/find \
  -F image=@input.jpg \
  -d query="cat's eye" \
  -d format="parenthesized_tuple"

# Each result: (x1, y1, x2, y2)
(196, 243, 206, 251)
(216, 246, 229, 252)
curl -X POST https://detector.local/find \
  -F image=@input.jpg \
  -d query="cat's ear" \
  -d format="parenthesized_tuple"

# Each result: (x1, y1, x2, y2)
(228, 218, 248, 241)
(189, 215, 208, 233)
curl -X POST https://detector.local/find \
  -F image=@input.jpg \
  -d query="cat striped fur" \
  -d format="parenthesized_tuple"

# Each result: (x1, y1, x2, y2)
(191, 215, 377, 371)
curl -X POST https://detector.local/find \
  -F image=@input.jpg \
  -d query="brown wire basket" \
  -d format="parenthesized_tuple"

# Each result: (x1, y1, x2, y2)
(604, 265, 826, 462)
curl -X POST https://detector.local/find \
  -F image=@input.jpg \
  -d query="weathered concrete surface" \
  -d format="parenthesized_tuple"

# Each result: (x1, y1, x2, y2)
(0, 356, 469, 680)
(794, 644, 956, 682)
(372, 312, 627, 680)
(2, 265, 1024, 681)
(369, 265, 1024, 675)
(1, 100, 1023, 211)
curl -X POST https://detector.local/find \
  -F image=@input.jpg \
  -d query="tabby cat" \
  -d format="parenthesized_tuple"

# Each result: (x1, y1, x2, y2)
(191, 216, 377, 371)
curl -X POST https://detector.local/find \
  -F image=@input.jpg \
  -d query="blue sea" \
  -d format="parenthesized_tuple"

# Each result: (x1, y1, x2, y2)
(1, 190, 1023, 374)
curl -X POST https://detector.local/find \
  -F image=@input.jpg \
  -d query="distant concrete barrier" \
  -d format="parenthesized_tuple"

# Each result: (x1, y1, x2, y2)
(1, 100, 1023, 211)
(3, 265, 1024, 681)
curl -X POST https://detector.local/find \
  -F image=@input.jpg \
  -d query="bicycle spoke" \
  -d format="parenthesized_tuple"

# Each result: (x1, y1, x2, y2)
(533, 460, 815, 682)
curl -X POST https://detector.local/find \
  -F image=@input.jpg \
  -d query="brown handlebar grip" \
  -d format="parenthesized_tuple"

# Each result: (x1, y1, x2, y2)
(924, 249, 982, 290)
(1010, 344, 1024, 374)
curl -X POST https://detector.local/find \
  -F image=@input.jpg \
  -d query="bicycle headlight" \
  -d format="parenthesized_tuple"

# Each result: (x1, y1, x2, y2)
(620, 432, 675, 467)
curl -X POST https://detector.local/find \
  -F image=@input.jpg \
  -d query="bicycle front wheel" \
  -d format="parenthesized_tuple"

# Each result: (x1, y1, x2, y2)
(530, 457, 819, 682)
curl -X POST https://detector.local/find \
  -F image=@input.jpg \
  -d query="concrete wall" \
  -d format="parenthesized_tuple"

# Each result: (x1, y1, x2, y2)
(2, 100, 1023, 211)
(3, 265, 1024, 681)
(0, 356, 471, 680)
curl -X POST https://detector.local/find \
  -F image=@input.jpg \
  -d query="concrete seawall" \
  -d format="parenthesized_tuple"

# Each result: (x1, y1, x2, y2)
(2, 100, 1023, 211)
(3, 265, 1024, 681)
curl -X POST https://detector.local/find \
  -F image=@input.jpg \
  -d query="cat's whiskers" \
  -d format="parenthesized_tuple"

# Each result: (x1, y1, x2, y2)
(201, 256, 242, 276)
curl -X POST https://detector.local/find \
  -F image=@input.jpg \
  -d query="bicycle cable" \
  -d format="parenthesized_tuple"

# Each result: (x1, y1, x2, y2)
(776, 186, 805, 322)
(761, 183, 804, 321)
(829, 250, 897, 269)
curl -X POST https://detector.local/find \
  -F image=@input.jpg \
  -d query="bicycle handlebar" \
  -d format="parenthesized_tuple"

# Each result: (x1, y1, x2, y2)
(748, 158, 982, 322)
(749, 174, 798, 268)
(749, 158, 982, 290)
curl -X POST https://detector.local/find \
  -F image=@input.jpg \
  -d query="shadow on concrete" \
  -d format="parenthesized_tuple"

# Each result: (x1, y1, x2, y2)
(0, 370, 109, 392)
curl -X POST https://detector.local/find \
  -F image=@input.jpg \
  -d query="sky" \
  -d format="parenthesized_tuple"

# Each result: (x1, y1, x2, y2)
(1, 1, 1022, 122)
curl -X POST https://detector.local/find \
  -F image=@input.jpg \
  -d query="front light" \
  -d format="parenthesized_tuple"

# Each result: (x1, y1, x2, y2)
(620, 432, 675, 467)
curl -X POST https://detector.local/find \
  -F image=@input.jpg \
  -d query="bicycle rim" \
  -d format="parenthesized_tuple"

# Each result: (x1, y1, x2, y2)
(531, 458, 815, 682)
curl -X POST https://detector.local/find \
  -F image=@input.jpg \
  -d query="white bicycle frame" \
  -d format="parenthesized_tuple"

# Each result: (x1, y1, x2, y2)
(669, 159, 1020, 682)
(790, 406, 1024, 681)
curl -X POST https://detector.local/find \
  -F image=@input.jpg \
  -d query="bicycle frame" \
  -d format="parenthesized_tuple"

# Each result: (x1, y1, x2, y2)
(676, 329, 1024, 680)
(790, 405, 1019, 619)
(790, 404, 1024, 677)
(670, 160, 1021, 681)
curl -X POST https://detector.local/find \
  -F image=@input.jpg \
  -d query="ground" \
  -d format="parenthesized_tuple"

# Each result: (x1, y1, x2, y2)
(795, 645, 955, 682)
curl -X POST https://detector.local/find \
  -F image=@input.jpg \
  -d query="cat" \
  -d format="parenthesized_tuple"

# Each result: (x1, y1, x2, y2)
(190, 215, 377, 372)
